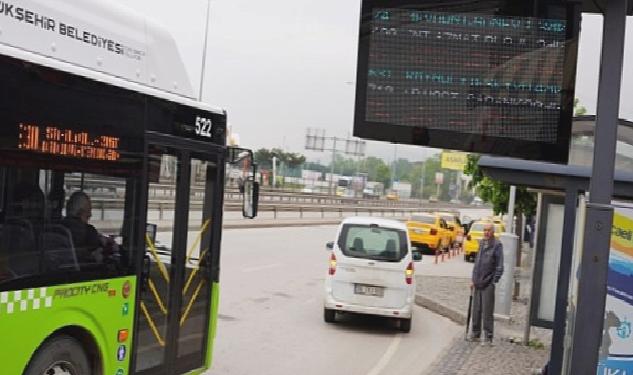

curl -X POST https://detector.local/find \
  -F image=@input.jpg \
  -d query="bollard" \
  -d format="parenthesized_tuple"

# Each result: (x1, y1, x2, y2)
(435, 249, 439, 264)
(274, 206, 277, 219)
(447, 245, 451, 259)
(300, 207, 303, 219)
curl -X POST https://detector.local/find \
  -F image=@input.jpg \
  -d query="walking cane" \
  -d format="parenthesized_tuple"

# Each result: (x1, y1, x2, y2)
(465, 289, 473, 340)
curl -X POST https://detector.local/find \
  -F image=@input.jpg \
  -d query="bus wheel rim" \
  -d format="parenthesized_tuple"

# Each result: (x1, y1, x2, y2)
(44, 361, 76, 375)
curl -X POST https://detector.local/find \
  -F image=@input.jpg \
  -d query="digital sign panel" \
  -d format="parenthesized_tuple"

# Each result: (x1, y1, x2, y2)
(18, 123, 121, 161)
(354, 1, 579, 163)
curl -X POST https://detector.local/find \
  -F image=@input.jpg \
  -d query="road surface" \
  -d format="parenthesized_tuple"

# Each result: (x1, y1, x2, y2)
(206, 225, 462, 375)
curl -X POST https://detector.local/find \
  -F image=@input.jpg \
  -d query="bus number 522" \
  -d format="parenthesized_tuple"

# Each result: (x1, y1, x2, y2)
(195, 116, 213, 137)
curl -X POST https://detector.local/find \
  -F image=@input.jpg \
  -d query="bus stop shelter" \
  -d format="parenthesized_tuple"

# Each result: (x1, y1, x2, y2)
(478, 154, 633, 374)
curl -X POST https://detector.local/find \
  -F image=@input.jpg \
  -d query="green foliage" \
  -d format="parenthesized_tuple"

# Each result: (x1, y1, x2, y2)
(254, 148, 306, 170)
(574, 98, 587, 116)
(364, 156, 391, 188)
(464, 154, 536, 216)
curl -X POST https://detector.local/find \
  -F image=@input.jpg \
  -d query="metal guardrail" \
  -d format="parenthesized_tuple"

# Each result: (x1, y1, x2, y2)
(66, 177, 473, 221)
(66, 176, 440, 209)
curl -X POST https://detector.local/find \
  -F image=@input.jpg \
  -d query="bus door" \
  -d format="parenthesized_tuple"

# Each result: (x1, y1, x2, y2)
(133, 136, 224, 375)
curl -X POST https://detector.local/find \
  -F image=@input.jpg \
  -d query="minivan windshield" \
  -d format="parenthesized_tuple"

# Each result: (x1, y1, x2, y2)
(338, 224, 408, 262)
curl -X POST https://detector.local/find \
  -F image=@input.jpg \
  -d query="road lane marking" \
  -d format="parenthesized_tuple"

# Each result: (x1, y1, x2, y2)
(366, 334, 402, 375)
(242, 263, 282, 273)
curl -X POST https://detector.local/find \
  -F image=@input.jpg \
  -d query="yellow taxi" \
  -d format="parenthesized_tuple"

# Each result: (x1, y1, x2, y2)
(406, 213, 451, 253)
(386, 192, 399, 201)
(463, 220, 505, 262)
(436, 211, 462, 247)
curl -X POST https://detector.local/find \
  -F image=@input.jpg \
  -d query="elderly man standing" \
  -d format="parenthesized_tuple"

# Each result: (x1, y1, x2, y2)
(470, 222, 504, 345)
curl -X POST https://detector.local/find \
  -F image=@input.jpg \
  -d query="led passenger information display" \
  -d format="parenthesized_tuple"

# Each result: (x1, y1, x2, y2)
(354, 2, 578, 163)
(18, 123, 120, 161)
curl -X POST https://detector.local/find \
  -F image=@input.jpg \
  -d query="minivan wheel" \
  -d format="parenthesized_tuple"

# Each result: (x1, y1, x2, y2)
(324, 308, 336, 323)
(399, 318, 412, 333)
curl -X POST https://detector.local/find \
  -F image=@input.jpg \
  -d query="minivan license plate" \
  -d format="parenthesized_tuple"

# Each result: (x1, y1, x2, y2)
(354, 284, 384, 297)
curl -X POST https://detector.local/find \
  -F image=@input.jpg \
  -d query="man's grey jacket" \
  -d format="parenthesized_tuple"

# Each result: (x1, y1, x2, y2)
(472, 238, 504, 289)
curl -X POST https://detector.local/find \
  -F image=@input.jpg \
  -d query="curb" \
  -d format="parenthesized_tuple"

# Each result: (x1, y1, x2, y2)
(414, 293, 516, 326)
(415, 295, 467, 326)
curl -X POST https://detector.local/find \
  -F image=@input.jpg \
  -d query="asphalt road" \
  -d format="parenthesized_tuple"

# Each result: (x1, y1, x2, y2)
(205, 226, 461, 375)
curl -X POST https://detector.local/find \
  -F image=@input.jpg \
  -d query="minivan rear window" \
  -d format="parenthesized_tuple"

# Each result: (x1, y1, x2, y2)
(338, 224, 408, 262)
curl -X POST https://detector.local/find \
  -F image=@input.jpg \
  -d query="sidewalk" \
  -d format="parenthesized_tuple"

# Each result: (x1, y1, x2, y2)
(416, 246, 551, 375)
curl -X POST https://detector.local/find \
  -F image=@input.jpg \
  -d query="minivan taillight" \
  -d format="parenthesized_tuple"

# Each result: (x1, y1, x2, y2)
(328, 253, 337, 275)
(430, 228, 437, 236)
(405, 262, 414, 284)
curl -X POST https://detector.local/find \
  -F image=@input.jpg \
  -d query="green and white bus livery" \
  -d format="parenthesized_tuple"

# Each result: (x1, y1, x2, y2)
(0, 0, 259, 374)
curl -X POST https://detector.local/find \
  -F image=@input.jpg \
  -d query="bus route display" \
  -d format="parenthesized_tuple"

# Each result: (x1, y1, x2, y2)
(354, 1, 579, 163)
(18, 123, 121, 161)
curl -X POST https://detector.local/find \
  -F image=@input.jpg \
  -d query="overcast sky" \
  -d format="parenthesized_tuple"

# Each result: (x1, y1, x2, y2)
(111, 0, 633, 163)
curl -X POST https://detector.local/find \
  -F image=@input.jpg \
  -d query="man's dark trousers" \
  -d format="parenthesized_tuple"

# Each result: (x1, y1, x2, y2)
(472, 283, 495, 339)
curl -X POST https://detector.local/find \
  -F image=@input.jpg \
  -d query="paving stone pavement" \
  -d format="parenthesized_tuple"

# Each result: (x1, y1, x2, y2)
(417, 246, 552, 375)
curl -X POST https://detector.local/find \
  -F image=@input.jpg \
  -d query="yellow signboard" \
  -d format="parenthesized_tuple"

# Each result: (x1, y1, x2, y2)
(441, 151, 468, 171)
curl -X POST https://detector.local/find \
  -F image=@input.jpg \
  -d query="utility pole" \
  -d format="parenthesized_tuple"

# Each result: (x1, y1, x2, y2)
(391, 143, 398, 191)
(272, 156, 277, 189)
(330, 139, 337, 195)
(419, 161, 425, 199)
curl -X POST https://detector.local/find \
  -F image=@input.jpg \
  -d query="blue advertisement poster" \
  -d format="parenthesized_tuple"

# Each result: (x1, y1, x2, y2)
(598, 206, 633, 374)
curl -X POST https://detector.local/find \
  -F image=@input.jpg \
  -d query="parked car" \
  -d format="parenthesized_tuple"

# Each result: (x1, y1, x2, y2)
(463, 220, 505, 262)
(323, 217, 419, 332)
(405, 213, 451, 254)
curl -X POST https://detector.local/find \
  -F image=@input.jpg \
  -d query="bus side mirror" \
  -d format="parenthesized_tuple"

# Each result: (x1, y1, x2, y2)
(242, 178, 259, 219)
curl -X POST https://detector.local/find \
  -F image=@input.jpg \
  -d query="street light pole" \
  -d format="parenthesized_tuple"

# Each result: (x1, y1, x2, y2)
(198, 0, 212, 102)
(330, 139, 336, 196)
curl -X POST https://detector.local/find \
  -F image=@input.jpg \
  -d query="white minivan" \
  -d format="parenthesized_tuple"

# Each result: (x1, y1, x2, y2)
(323, 217, 419, 332)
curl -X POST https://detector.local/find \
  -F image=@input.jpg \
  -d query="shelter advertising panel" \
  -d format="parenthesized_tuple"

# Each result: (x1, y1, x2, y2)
(354, 0, 580, 163)
(598, 205, 633, 373)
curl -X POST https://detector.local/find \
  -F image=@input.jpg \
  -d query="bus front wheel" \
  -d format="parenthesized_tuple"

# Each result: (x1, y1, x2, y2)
(25, 335, 91, 375)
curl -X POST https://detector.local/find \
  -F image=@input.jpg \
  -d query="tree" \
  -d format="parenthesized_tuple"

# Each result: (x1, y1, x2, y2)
(285, 153, 306, 168)
(254, 148, 273, 169)
(254, 148, 306, 170)
(364, 157, 391, 188)
(464, 154, 537, 216)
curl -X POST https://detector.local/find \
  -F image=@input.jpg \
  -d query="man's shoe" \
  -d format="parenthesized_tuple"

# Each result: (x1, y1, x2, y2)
(481, 337, 493, 346)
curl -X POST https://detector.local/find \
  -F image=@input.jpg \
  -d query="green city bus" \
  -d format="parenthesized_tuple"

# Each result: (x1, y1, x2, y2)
(0, 2, 258, 374)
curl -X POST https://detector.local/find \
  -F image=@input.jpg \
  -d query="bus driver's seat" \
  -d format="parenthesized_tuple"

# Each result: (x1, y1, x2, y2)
(41, 224, 79, 272)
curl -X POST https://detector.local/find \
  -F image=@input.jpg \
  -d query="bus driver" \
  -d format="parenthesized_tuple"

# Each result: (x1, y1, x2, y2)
(62, 191, 118, 264)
